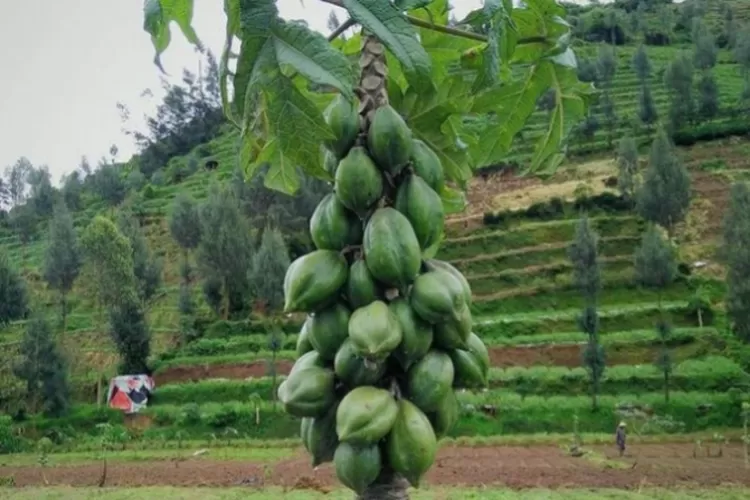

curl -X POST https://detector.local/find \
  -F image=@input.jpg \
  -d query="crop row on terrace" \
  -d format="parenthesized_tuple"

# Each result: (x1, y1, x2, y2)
(18, 389, 746, 444)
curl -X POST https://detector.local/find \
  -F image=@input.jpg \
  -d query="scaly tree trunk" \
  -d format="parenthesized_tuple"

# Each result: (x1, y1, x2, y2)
(355, 33, 410, 500)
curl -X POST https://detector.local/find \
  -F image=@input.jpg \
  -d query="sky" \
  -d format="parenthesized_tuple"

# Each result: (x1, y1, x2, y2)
(0, 0, 496, 185)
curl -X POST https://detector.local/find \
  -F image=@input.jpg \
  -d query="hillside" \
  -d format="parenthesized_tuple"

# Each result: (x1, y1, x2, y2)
(1, 0, 750, 457)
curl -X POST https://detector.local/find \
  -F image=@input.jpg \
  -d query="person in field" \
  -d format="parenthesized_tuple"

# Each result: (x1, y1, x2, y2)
(616, 421, 627, 457)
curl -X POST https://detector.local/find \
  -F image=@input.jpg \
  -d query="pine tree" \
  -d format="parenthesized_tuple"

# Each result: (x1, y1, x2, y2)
(109, 298, 151, 374)
(637, 83, 658, 128)
(13, 316, 70, 417)
(117, 211, 163, 305)
(616, 136, 639, 203)
(249, 226, 291, 312)
(636, 129, 692, 236)
(663, 53, 695, 132)
(43, 203, 83, 332)
(634, 224, 677, 402)
(0, 252, 28, 326)
(197, 183, 254, 319)
(168, 192, 202, 284)
(722, 182, 750, 342)
(568, 216, 605, 411)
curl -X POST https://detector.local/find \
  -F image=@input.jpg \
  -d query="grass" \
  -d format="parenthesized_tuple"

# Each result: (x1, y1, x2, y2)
(0, 446, 295, 467)
(2, 487, 750, 499)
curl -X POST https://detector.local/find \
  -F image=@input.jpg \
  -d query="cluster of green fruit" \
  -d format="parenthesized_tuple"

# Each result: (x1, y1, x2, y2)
(279, 95, 489, 494)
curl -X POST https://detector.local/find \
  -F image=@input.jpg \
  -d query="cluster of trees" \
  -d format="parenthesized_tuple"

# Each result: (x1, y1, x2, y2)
(168, 165, 328, 344)
(572, 126, 690, 409)
(569, 2, 750, 151)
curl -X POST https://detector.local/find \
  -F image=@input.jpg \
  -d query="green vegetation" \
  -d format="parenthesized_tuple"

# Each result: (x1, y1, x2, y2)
(1, 1, 750, 497)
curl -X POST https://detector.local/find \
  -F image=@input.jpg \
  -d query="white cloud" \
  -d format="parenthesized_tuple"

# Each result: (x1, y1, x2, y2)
(0, 0, 484, 184)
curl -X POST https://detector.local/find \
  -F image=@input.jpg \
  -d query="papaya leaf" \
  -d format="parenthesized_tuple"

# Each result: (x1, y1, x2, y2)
(143, 0, 202, 72)
(400, 75, 475, 185)
(527, 66, 592, 174)
(439, 185, 468, 215)
(271, 20, 357, 100)
(469, 0, 516, 93)
(470, 62, 552, 168)
(394, 0, 432, 11)
(245, 70, 334, 192)
(341, 0, 432, 92)
(256, 139, 301, 195)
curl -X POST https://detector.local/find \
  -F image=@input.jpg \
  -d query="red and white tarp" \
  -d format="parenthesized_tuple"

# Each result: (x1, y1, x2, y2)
(106, 375, 155, 414)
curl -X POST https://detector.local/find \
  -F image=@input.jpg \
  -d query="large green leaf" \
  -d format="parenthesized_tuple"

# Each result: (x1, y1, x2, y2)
(528, 64, 590, 174)
(470, 63, 551, 167)
(243, 69, 334, 194)
(394, 0, 432, 10)
(271, 20, 357, 100)
(143, 0, 202, 71)
(341, 0, 432, 92)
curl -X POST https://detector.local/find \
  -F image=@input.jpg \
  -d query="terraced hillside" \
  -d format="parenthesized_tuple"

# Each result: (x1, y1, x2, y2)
(11, 151, 747, 448)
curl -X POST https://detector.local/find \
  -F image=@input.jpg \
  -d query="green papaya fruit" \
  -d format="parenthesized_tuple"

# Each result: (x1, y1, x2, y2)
(424, 259, 472, 306)
(410, 270, 466, 324)
(324, 148, 338, 176)
(348, 300, 403, 361)
(284, 250, 348, 313)
(394, 174, 444, 252)
(334, 442, 382, 495)
(449, 348, 487, 389)
(346, 259, 381, 309)
(466, 332, 490, 376)
(324, 94, 359, 158)
(334, 338, 386, 387)
(363, 208, 421, 289)
(406, 350, 454, 413)
(289, 349, 326, 377)
(386, 399, 437, 488)
(411, 139, 445, 193)
(310, 193, 363, 251)
(308, 302, 351, 361)
(336, 386, 398, 444)
(296, 319, 314, 357)
(335, 147, 383, 216)
(366, 105, 413, 175)
(427, 391, 459, 439)
(388, 298, 433, 371)
(277, 366, 336, 418)
(301, 402, 339, 467)
(433, 302, 471, 350)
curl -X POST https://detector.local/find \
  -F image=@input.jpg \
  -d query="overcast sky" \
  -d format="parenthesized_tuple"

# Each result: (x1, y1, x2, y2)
(0, 0, 495, 184)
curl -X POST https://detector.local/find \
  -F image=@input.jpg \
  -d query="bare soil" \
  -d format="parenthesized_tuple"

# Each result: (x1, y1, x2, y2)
(2, 444, 749, 489)
(156, 360, 295, 386)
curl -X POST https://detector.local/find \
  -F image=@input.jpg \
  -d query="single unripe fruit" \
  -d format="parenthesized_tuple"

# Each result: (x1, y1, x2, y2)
(324, 94, 360, 158)
(410, 270, 466, 324)
(334, 338, 386, 388)
(389, 298, 433, 371)
(411, 139, 445, 193)
(335, 146, 383, 216)
(336, 386, 398, 444)
(363, 208, 421, 289)
(348, 300, 403, 361)
(334, 442, 382, 494)
(427, 391, 459, 439)
(308, 302, 351, 361)
(283, 250, 348, 313)
(296, 319, 314, 357)
(289, 349, 326, 377)
(300, 402, 339, 467)
(346, 259, 381, 309)
(367, 105, 413, 175)
(424, 259, 473, 306)
(406, 350, 455, 413)
(394, 173, 445, 252)
(310, 193, 362, 251)
(277, 366, 336, 418)
(386, 399, 437, 488)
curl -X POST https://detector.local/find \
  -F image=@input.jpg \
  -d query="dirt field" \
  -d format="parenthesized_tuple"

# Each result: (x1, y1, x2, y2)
(2, 444, 749, 490)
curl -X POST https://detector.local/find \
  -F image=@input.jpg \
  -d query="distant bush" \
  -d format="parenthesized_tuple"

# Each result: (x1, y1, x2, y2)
(482, 193, 632, 228)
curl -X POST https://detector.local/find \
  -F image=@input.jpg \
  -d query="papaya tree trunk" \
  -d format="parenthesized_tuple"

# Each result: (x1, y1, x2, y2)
(355, 33, 411, 500)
